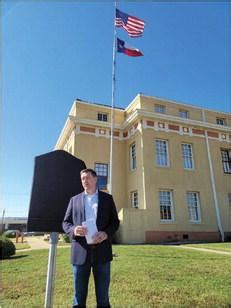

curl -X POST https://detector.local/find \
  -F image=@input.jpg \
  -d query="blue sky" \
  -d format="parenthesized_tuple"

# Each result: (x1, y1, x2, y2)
(2, 1, 230, 217)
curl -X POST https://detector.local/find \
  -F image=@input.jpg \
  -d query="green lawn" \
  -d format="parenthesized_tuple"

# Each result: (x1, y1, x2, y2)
(2, 245, 231, 307)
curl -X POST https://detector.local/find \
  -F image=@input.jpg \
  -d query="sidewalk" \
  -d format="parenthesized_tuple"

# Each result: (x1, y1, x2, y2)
(25, 236, 50, 250)
(18, 236, 70, 252)
(172, 245, 231, 256)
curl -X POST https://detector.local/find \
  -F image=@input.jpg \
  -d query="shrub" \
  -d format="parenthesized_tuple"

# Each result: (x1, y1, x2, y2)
(0, 236, 16, 259)
(62, 234, 70, 243)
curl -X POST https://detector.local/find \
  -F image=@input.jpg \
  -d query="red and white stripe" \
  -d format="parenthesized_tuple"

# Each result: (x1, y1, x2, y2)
(115, 16, 145, 38)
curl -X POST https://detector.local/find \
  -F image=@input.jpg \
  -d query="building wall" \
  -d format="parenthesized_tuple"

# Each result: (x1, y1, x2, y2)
(55, 95, 231, 243)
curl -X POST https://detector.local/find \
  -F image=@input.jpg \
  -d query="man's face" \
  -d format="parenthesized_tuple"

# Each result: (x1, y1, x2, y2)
(81, 172, 97, 193)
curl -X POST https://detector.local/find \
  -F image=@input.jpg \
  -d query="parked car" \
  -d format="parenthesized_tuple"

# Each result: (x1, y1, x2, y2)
(3, 230, 20, 238)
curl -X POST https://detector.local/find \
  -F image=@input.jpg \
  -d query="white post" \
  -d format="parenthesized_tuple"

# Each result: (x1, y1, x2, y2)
(205, 131, 224, 241)
(1, 208, 5, 233)
(44, 232, 59, 308)
(109, 2, 117, 195)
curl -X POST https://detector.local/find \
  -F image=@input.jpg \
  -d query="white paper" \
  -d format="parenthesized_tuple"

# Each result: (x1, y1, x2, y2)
(82, 219, 98, 244)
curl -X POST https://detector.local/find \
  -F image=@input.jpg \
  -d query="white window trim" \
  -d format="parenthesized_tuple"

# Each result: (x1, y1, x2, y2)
(129, 142, 137, 171)
(155, 104, 166, 114)
(216, 118, 226, 126)
(179, 109, 189, 119)
(159, 190, 175, 222)
(97, 112, 108, 122)
(131, 191, 138, 209)
(181, 143, 195, 170)
(95, 162, 108, 190)
(155, 139, 170, 168)
(187, 192, 202, 223)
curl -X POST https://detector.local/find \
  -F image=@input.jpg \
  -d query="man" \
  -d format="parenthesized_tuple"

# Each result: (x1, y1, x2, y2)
(62, 168, 120, 307)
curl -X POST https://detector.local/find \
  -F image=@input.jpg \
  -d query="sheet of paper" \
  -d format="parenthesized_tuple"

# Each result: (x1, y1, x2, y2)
(82, 219, 98, 244)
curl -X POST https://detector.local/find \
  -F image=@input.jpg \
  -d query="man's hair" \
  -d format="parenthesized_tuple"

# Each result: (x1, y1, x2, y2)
(80, 168, 97, 177)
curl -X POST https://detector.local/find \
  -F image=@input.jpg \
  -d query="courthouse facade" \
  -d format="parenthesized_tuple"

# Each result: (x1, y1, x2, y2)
(55, 94, 231, 243)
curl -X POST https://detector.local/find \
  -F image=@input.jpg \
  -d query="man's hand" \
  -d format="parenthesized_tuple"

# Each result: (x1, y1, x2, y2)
(92, 231, 108, 244)
(74, 225, 88, 237)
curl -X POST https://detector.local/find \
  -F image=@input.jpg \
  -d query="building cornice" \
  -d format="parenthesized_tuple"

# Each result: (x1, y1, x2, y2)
(138, 94, 231, 116)
(54, 116, 75, 149)
(136, 109, 231, 132)
(75, 99, 125, 112)
(73, 117, 122, 130)
(69, 109, 231, 133)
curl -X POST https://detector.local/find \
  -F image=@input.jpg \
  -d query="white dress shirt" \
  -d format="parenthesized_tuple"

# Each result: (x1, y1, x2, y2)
(84, 190, 98, 222)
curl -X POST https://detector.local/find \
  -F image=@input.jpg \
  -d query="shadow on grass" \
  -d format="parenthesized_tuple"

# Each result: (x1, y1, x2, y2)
(2, 254, 29, 260)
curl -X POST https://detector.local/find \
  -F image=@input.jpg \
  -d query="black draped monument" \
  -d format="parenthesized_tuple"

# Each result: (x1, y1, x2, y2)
(27, 150, 86, 232)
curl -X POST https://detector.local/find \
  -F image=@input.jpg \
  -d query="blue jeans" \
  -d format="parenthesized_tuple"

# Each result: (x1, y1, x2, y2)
(72, 250, 111, 307)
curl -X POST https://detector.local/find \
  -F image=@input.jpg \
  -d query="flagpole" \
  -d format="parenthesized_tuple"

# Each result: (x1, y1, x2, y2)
(109, 2, 117, 195)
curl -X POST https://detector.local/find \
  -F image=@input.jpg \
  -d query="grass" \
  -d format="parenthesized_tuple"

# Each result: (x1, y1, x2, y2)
(2, 245, 231, 307)
(183, 242, 231, 252)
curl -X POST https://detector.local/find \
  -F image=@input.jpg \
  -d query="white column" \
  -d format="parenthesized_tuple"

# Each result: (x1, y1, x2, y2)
(205, 131, 224, 241)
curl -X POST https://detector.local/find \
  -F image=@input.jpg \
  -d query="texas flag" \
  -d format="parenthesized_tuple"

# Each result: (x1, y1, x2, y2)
(117, 38, 143, 57)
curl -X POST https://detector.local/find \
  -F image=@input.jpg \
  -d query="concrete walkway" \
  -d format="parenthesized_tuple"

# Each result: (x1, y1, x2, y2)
(25, 236, 50, 250)
(172, 245, 231, 256)
(17, 236, 70, 252)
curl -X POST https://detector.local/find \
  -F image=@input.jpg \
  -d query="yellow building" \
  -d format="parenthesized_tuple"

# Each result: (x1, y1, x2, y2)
(55, 94, 231, 243)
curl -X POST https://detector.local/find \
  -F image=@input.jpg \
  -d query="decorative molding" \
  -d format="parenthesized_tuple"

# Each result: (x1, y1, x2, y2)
(70, 120, 230, 145)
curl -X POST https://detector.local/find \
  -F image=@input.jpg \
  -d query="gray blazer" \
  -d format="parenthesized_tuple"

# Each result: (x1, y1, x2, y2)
(62, 190, 120, 265)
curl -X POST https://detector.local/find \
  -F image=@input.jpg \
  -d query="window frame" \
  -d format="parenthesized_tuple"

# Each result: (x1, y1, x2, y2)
(221, 149, 231, 174)
(159, 190, 174, 222)
(97, 112, 108, 122)
(155, 104, 166, 114)
(186, 192, 201, 223)
(131, 191, 138, 209)
(181, 143, 194, 170)
(179, 109, 189, 119)
(216, 118, 226, 126)
(95, 163, 108, 190)
(228, 193, 231, 206)
(155, 139, 170, 167)
(129, 142, 137, 171)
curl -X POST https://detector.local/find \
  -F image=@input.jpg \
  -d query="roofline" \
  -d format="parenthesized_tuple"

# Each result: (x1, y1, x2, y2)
(75, 94, 230, 116)
(74, 98, 125, 111)
(137, 93, 231, 116)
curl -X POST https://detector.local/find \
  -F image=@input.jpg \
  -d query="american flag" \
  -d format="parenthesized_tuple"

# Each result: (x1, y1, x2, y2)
(115, 8, 145, 38)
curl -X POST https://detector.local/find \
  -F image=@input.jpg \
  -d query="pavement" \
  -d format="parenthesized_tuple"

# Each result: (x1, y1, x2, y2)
(24, 236, 50, 250)
(17, 236, 70, 252)
(171, 245, 231, 256)
(19, 237, 231, 256)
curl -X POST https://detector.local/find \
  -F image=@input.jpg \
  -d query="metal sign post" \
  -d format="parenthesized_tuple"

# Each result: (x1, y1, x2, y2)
(44, 232, 59, 308)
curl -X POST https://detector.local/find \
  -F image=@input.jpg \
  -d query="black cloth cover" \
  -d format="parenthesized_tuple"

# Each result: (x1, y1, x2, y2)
(27, 150, 86, 232)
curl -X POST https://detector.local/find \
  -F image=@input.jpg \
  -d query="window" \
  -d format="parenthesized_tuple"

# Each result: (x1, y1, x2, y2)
(216, 118, 226, 126)
(159, 190, 174, 221)
(221, 149, 231, 174)
(155, 140, 169, 167)
(155, 104, 166, 114)
(95, 163, 108, 190)
(228, 193, 231, 206)
(131, 191, 138, 208)
(179, 110, 189, 119)
(97, 113, 108, 122)
(129, 143, 136, 170)
(181, 143, 194, 169)
(187, 192, 201, 222)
